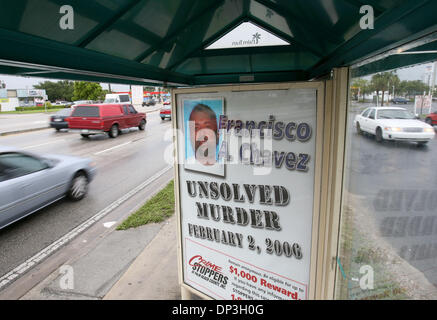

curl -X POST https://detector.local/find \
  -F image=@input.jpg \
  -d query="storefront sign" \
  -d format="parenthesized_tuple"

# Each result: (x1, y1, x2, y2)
(175, 84, 323, 300)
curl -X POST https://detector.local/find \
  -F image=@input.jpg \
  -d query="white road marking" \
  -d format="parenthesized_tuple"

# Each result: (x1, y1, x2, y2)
(22, 140, 65, 150)
(0, 165, 172, 291)
(93, 141, 132, 155)
(103, 221, 117, 228)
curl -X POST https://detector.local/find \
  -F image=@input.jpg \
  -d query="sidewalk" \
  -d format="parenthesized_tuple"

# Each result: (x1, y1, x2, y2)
(104, 214, 181, 300)
(20, 214, 180, 300)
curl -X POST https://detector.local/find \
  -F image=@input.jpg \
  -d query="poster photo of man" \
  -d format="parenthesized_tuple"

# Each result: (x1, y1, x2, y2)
(183, 98, 225, 177)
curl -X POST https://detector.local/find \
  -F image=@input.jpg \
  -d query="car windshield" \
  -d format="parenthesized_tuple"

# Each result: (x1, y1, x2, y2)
(55, 108, 71, 116)
(104, 98, 117, 103)
(377, 109, 415, 119)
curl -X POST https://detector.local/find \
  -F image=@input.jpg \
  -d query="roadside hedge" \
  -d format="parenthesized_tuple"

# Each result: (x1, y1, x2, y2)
(15, 105, 69, 111)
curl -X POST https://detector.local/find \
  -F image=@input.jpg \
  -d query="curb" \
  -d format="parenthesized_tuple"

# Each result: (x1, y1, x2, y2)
(0, 126, 50, 137)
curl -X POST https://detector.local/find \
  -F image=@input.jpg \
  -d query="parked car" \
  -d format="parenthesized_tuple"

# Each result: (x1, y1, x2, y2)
(66, 104, 146, 138)
(391, 97, 409, 104)
(53, 101, 72, 106)
(160, 105, 171, 120)
(104, 94, 130, 104)
(143, 97, 156, 106)
(163, 99, 171, 105)
(0, 146, 96, 230)
(72, 100, 92, 108)
(49, 108, 72, 131)
(353, 107, 435, 145)
(425, 111, 437, 126)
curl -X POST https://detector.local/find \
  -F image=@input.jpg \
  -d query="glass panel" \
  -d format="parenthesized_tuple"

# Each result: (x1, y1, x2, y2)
(71, 106, 99, 117)
(141, 0, 244, 69)
(0, 0, 132, 45)
(336, 64, 437, 300)
(86, 29, 151, 61)
(249, 0, 293, 38)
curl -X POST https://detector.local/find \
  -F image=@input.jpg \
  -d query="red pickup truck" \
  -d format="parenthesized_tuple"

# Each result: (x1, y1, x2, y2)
(425, 111, 437, 126)
(67, 104, 146, 138)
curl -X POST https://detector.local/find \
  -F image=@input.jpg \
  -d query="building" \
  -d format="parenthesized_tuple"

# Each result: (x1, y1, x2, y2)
(0, 88, 47, 112)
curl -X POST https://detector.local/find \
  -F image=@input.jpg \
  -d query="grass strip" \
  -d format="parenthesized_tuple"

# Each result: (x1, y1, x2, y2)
(0, 109, 64, 114)
(117, 180, 175, 230)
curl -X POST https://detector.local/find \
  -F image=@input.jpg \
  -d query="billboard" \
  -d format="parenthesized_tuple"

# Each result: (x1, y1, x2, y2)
(175, 84, 323, 300)
(131, 86, 144, 105)
(414, 95, 432, 115)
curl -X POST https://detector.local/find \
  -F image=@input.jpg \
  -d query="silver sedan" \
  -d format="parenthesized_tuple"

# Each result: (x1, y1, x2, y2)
(0, 146, 96, 230)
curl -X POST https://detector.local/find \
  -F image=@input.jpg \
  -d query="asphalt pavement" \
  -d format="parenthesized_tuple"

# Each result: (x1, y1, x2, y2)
(0, 109, 173, 287)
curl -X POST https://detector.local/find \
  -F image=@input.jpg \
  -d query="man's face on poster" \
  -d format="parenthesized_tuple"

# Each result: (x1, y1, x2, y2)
(189, 109, 218, 165)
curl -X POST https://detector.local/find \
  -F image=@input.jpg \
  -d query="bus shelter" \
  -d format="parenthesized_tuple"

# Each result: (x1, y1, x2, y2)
(1, 0, 437, 300)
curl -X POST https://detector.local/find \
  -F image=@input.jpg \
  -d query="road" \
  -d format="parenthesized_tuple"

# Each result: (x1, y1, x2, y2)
(345, 102, 437, 294)
(0, 111, 172, 277)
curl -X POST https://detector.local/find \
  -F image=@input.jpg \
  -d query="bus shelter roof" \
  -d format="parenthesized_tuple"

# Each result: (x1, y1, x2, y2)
(1, 0, 437, 86)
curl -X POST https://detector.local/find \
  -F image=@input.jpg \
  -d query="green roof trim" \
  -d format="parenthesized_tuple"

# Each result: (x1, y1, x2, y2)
(0, 0, 437, 85)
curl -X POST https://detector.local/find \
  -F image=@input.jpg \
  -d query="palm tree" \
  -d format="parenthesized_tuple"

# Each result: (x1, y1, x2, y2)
(370, 72, 399, 105)
(252, 32, 261, 44)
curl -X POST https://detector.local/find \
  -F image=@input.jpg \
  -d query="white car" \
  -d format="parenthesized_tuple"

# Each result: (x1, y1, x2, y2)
(72, 100, 93, 107)
(353, 107, 435, 145)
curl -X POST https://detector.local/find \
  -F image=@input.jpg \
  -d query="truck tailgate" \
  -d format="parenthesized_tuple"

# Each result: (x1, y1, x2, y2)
(67, 106, 102, 129)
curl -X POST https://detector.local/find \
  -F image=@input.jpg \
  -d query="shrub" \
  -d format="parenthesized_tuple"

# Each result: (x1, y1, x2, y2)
(15, 105, 68, 111)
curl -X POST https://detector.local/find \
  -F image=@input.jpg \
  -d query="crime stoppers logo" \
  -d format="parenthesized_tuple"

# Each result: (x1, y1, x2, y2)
(189, 255, 228, 289)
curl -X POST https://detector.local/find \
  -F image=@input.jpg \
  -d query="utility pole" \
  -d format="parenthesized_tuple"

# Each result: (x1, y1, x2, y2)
(431, 61, 437, 98)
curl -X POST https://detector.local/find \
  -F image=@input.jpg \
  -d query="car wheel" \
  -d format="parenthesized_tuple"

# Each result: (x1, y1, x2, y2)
(108, 124, 119, 138)
(138, 119, 146, 130)
(67, 172, 88, 201)
(375, 127, 384, 143)
(55, 128, 61, 132)
(426, 118, 432, 125)
(417, 141, 428, 146)
(356, 122, 362, 135)
(81, 134, 90, 138)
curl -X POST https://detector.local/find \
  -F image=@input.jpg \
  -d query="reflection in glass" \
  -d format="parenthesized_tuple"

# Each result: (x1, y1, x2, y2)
(336, 66, 437, 300)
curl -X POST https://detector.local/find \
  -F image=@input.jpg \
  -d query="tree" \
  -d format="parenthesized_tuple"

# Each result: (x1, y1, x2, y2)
(370, 72, 399, 105)
(72, 81, 104, 101)
(370, 73, 385, 105)
(387, 72, 400, 98)
(398, 80, 428, 99)
(34, 80, 74, 101)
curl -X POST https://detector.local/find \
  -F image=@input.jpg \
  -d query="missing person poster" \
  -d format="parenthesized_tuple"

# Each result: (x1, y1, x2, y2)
(176, 87, 318, 300)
